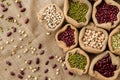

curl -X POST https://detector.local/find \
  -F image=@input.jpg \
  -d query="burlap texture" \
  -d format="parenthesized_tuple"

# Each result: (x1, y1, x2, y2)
(0, 0, 120, 80)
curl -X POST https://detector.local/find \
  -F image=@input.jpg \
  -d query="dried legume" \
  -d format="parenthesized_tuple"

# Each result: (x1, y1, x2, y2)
(68, 0, 88, 22)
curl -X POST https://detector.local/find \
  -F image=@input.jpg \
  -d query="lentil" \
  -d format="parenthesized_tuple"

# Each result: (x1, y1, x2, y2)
(68, 0, 88, 22)
(68, 52, 87, 70)
(112, 32, 120, 50)
(42, 5, 63, 29)
(82, 29, 105, 49)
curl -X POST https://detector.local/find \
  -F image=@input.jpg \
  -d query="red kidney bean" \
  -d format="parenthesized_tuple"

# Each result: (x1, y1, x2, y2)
(24, 18, 29, 24)
(17, 2, 22, 8)
(36, 58, 40, 64)
(38, 43, 42, 49)
(94, 53, 117, 77)
(95, 1, 119, 24)
(27, 60, 32, 65)
(45, 61, 49, 65)
(39, 50, 45, 55)
(44, 69, 49, 73)
(10, 72, 15, 76)
(68, 71, 74, 76)
(49, 56, 54, 60)
(20, 8, 26, 12)
(6, 61, 12, 66)
(58, 26, 75, 47)
(52, 64, 57, 69)
(17, 74, 23, 79)
(7, 32, 12, 37)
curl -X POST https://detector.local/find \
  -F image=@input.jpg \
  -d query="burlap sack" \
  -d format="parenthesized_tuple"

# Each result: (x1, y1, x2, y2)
(92, 0, 120, 31)
(37, 4, 64, 32)
(79, 23, 108, 54)
(65, 48, 90, 75)
(89, 51, 120, 80)
(55, 24, 78, 52)
(63, 0, 92, 28)
(108, 25, 120, 55)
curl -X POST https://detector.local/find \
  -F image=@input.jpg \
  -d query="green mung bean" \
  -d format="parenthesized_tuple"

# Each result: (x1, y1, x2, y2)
(112, 32, 120, 50)
(67, 0, 88, 22)
(68, 51, 87, 70)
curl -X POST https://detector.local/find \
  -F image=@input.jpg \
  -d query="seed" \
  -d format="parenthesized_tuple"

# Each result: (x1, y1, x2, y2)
(2, 7, 8, 12)
(18, 74, 23, 79)
(27, 60, 32, 65)
(39, 50, 45, 55)
(13, 28, 17, 32)
(36, 58, 40, 64)
(0, 4, 5, 7)
(24, 18, 29, 24)
(45, 76, 48, 80)
(44, 69, 49, 73)
(10, 72, 15, 76)
(52, 64, 57, 69)
(68, 71, 73, 76)
(58, 26, 75, 47)
(7, 32, 12, 37)
(17, 1, 22, 8)
(45, 61, 49, 65)
(6, 61, 12, 66)
(20, 70, 25, 75)
(20, 8, 26, 12)
(38, 43, 42, 49)
(49, 56, 54, 60)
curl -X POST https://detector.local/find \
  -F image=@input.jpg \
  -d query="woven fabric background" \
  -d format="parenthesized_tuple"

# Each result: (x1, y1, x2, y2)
(0, 0, 120, 80)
